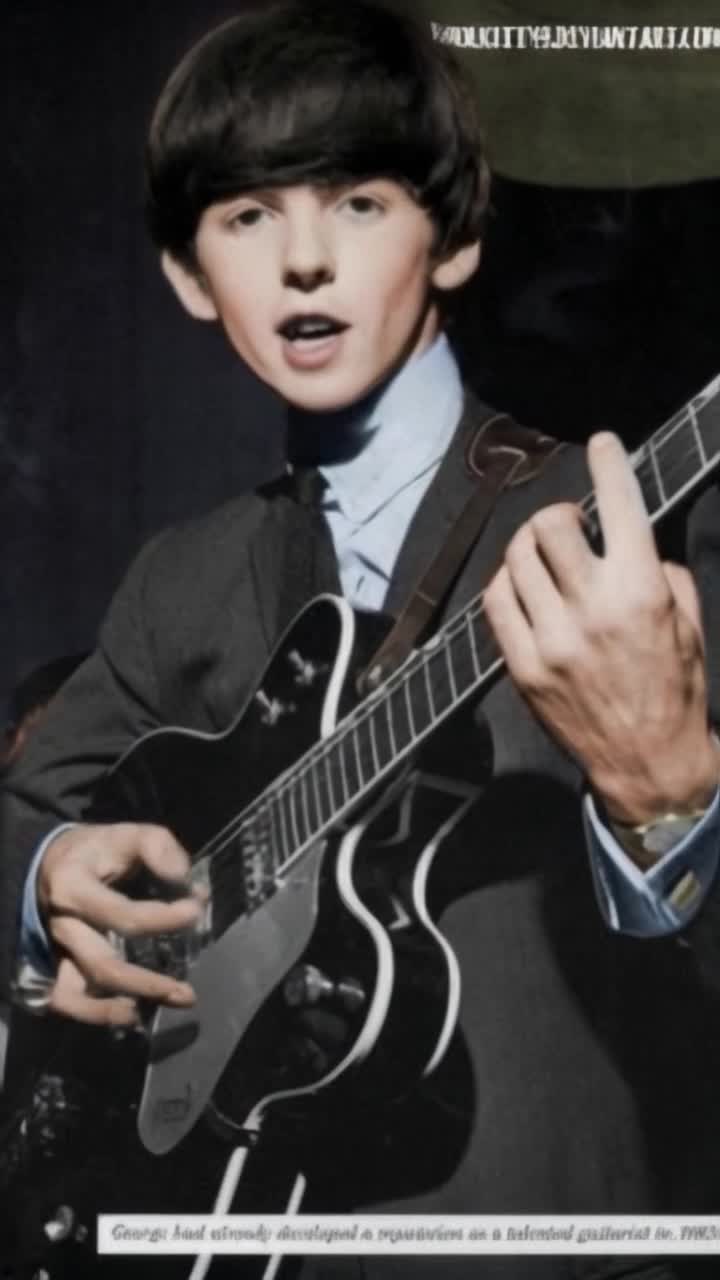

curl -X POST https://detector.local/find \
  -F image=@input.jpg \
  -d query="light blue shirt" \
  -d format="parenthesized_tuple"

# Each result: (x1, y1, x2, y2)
(317, 334, 464, 610)
(19, 334, 720, 977)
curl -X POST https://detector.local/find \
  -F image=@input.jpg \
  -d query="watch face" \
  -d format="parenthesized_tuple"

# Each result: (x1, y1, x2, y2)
(643, 814, 699, 857)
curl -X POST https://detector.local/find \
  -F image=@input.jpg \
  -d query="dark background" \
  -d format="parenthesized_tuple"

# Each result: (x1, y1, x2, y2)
(3, 0, 720, 718)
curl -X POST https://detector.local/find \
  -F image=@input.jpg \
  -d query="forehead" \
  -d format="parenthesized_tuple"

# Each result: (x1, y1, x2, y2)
(213, 177, 420, 201)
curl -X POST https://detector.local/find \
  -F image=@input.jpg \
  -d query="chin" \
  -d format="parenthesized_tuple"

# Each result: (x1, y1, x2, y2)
(283, 372, 380, 415)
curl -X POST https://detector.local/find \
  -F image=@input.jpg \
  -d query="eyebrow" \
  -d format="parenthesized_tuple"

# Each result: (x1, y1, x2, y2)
(219, 179, 385, 211)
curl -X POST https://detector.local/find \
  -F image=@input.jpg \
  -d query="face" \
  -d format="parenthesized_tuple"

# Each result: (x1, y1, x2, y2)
(164, 181, 478, 412)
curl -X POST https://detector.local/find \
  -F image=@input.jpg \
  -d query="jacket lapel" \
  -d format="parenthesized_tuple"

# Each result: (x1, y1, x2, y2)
(249, 479, 341, 649)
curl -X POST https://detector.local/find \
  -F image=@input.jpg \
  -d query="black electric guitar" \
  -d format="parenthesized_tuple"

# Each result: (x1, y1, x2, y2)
(5, 371, 720, 1276)
(86, 368, 720, 1160)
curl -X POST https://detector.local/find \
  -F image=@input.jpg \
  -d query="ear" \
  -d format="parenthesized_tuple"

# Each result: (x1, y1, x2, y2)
(161, 250, 218, 322)
(431, 240, 481, 292)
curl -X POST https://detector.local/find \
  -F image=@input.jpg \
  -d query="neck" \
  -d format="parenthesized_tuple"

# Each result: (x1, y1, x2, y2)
(286, 332, 448, 467)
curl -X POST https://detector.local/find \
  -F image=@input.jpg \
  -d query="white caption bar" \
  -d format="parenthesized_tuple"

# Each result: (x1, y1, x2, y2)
(99, 1215, 720, 1255)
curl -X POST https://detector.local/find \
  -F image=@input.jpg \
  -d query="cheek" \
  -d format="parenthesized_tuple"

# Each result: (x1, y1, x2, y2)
(377, 248, 431, 326)
(215, 286, 268, 349)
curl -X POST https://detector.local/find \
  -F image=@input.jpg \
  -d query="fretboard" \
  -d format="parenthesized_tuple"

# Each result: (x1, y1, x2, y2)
(209, 369, 720, 915)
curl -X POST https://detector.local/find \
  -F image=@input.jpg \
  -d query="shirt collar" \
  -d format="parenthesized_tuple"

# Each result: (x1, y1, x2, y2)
(288, 335, 463, 525)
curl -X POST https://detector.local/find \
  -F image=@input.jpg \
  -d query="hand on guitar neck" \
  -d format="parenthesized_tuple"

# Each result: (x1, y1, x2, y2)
(484, 431, 720, 842)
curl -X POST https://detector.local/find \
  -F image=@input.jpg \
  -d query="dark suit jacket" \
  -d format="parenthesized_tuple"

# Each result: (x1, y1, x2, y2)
(4, 395, 720, 1280)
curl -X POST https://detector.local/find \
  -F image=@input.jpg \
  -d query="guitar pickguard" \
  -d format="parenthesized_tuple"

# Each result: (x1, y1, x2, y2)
(139, 842, 326, 1154)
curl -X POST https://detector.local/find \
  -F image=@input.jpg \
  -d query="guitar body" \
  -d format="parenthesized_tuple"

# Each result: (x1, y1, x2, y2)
(3, 596, 492, 1274)
(87, 595, 489, 1155)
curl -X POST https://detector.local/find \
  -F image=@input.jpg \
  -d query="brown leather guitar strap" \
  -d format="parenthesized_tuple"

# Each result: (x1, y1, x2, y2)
(359, 413, 564, 694)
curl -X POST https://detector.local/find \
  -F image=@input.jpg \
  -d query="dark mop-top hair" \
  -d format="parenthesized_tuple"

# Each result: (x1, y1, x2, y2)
(145, 0, 489, 266)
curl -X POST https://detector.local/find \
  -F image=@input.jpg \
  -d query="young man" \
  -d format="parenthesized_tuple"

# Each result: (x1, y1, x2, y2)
(3, 2, 720, 1277)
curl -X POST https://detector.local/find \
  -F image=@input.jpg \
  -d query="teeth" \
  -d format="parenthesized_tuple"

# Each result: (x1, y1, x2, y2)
(281, 317, 343, 341)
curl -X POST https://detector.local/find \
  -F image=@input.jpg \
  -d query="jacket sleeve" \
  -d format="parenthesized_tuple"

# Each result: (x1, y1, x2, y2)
(0, 489, 279, 1003)
(673, 483, 720, 993)
(0, 529, 172, 999)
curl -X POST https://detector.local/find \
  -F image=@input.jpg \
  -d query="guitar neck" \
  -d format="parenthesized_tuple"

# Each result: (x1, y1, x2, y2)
(606, 374, 720, 532)
(219, 370, 720, 885)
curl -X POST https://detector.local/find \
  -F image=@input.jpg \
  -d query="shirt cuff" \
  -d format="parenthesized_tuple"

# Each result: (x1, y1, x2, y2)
(583, 789, 720, 936)
(18, 823, 77, 979)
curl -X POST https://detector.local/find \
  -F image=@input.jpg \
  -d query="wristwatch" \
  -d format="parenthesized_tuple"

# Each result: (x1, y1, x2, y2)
(610, 807, 710, 866)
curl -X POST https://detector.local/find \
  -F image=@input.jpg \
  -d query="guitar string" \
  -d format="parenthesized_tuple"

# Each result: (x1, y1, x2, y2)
(200, 406, 720, 898)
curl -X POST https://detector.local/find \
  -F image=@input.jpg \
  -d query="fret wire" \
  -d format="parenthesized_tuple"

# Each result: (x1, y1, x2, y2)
(353, 722, 365, 788)
(633, 450, 661, 515)
(638, 440, 661, 514)
(452, 609, 486, 677)
(368, 710, 381, 773)
(444, 635, 458, 701)
(423, 649, 437, 721)
(325, 753, 338, 814)
(385, 694, 397, 757)
(310, 758, 324, 828)
(647, 439, 667, 507)
(386, 681, 410, 754)
(336, 735, 350, 804)
(403, 676, 417, 741)
(688, 404, 708, 467)
(426, 643, 451, 716)
(335, 723, 358, 798)
(286, 784, 301, 849)
(273, 793, 290, 862)
(298, 768, 312, 840)
(466, 611, 481, 680)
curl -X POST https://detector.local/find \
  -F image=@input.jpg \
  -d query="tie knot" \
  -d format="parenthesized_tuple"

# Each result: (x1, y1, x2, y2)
(259, 466, 328, 510)
(290, 466, 328, 509)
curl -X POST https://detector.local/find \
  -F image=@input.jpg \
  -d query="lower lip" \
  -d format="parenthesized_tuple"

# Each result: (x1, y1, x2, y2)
(281, 332, 347, 370)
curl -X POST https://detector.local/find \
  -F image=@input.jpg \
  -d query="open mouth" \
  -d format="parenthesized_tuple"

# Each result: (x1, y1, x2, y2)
(277, 314, 349, 343)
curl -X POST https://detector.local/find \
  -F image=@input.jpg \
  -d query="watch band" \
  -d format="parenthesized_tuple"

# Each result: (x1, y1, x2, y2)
(610, 807, 709, 867)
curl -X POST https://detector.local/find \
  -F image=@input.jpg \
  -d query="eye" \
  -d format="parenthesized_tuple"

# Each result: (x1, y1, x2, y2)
(341, 192, 385, 220)
(227, 204, 269, 230)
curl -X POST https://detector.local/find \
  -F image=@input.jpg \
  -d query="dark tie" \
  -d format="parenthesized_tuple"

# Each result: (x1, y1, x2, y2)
(259, 466, 328, 510)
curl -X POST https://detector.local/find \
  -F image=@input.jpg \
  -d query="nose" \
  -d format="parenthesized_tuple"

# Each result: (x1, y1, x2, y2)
(282, 207, 335, 292)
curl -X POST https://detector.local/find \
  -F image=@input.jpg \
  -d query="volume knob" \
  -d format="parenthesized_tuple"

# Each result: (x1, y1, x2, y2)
(283, 963, 334, 1006)
(283, 964, 366, 1012)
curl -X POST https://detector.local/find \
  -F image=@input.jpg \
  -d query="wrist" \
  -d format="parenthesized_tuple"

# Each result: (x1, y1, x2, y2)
(608, 807, 712, 868)
(595, 731, 720, 828)
(36, 824, 78, 919)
